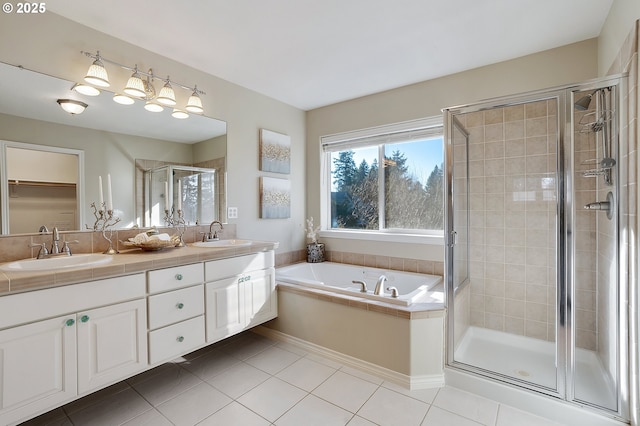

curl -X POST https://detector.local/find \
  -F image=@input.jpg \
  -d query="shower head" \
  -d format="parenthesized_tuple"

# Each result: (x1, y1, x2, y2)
(575, 91, 597, 111)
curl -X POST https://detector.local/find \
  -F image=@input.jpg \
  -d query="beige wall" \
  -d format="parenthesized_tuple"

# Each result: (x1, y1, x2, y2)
(598, 0, 640, 76)
(0, 12, 306, 254)
(306, 40, 599, 262)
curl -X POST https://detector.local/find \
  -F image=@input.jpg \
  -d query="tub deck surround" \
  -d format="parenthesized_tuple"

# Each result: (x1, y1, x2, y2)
(0, 240, 278, 294)
(269, 262, 446, 389)
(276, 282, 444, 319)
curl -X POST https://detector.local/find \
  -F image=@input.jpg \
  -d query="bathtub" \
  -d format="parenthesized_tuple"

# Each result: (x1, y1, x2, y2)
(275, 262, 442, 306)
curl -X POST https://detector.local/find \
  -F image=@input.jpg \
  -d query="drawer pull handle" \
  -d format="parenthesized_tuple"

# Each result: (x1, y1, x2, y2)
(177, 336, 185, 343)
(175, 273, 183, 281)
(80, 315, 90, 323)
(65, 319, 75, 327)
(176, 302, 184, 309)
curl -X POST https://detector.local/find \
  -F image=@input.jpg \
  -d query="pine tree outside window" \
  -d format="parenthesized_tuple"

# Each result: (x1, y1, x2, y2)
(321, 117, 444, 238)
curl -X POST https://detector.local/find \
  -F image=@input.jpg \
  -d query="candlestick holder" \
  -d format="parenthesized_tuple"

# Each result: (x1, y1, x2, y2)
(86, 202, 121, 254)
(164, 206, 186, 247)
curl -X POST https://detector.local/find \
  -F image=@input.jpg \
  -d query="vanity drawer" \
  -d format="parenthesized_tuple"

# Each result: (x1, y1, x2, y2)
(147, 263, 203, 294)
(205, 252, 275, 282)
(148, 316, 205, 364)
(148, 285, 204, 330)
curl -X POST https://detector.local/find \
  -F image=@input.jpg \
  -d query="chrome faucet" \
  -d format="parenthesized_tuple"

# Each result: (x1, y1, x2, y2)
(374, 275, 387, 296)
(29, 227, 79, 259)
(51, 227, 60, 254)
(201, 221, 224, 242)
(352, 280, 368, 293)
(38, 225, 49, 233)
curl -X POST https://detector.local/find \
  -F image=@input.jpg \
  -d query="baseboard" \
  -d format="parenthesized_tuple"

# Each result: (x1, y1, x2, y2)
(253, 325, 444, 390)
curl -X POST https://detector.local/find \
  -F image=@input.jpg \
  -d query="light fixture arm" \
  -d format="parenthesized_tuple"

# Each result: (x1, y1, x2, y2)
(80, 51, 206, 95)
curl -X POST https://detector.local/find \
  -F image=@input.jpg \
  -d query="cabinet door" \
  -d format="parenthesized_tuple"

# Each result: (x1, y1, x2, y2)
(0, 316, 77, 426)
(77, 299, 147, 394)
(245, 267, 277, 327)
(205, 277, 245, 343)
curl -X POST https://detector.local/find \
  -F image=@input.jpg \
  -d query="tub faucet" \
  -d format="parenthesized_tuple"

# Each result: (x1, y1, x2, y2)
(352, 280, 368, 293)
(374, 275, 387, 296)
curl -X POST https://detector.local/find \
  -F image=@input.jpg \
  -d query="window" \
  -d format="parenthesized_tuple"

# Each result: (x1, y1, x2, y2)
(321, 117, 443, 239)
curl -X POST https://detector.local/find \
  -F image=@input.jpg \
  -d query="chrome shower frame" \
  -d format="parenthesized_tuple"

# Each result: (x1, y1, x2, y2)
(443, 74, 631, 422)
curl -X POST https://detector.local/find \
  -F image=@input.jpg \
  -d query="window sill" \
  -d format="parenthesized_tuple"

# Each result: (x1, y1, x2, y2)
(318, 229, 444, 245)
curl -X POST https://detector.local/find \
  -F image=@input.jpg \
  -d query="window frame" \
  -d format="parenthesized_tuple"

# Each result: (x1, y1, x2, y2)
(319, 116, 444, 245)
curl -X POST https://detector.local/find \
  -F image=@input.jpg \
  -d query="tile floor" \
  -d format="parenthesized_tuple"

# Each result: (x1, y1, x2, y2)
(22, 331, 563, 426)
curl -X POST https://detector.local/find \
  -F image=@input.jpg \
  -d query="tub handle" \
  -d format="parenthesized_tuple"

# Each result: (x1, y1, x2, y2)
(352, 280, 368, 293)
(387, 286, 399, 298)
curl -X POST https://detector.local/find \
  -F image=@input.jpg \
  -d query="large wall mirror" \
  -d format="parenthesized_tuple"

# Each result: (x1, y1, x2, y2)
(0, 61, 227, 235)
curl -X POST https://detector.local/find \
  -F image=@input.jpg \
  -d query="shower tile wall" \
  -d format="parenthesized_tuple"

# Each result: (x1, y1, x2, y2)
(459, 100, 559, 342)
(605, 20, 639, 382)
(573, 105, 600, 351)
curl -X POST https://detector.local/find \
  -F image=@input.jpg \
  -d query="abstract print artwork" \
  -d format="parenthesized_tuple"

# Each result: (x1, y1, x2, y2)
(259, 176, 290, 219)
(259, 128, 291, 174)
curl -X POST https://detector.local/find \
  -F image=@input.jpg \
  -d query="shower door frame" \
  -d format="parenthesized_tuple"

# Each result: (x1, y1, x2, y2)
(443, 74, 629, 421)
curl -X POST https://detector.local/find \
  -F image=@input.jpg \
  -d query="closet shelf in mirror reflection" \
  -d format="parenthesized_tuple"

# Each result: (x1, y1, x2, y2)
(8, 180, 75, 188)
(74, 50, 206, 118)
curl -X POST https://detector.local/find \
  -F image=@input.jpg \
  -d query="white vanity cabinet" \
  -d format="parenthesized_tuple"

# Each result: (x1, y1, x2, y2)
(146, 263, 206, 364)
(76, 298, 147, 393)
(0, 274, 147, 426)
(205, 252, 277, 343)
(0, 314, 77, 425)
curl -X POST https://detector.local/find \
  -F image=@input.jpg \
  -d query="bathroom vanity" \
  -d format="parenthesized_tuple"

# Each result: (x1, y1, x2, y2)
(0, 242, 277, 426)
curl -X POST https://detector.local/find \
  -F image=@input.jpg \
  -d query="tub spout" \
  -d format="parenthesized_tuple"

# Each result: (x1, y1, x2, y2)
(374, 275, 387, 296)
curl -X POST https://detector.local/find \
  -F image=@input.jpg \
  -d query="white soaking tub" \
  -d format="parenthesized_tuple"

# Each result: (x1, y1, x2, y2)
(275, 261, 442, 306)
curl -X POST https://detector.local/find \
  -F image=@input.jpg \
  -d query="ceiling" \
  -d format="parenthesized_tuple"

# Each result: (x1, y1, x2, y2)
(49, 0, 614, 111)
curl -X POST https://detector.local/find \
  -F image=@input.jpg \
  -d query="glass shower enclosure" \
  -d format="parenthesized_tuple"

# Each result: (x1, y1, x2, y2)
(145, 165, 219, 227)
(444, 75, 628, 421)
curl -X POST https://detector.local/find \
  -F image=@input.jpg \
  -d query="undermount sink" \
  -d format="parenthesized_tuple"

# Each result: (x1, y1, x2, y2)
(0, 253, 113, 272)
(191, 239, 253, 248)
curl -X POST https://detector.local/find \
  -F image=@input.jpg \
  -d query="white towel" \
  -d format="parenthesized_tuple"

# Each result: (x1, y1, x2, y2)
(129, 232, 150, 244)
(149, 233, 171, 241)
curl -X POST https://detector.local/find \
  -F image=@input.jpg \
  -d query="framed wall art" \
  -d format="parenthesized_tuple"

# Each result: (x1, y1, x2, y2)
(259, 128, 291, 174)
(259, 176, 291, 219)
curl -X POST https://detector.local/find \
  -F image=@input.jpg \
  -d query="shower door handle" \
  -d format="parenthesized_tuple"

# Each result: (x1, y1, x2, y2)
(448, 231, 458, 247)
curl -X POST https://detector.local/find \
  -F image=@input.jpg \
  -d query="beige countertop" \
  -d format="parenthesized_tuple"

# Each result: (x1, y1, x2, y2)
(0, 241, 278, 295)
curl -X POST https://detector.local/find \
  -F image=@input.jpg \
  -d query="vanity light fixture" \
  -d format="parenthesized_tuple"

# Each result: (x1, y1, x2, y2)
(157, 79, 177, 106)
(144, 101, 164, 112)
(123, 66, 146, 98)
(171, 109, 189, 119)
(83, 51, 110, 88)
(113, 93, 135, 105)
(185, 87, 204, 114)
(72, 83, 100, 96)
(57, 99, 88, 115)
(79, 51, 206, 117)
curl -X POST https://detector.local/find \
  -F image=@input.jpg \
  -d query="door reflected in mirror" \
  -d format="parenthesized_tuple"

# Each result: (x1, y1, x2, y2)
(1, 142, 84, 234)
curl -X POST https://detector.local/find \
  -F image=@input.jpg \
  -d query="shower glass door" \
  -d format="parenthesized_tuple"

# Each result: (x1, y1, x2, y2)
(445, 94, 562, 395)
(444, 76, 627, 420)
